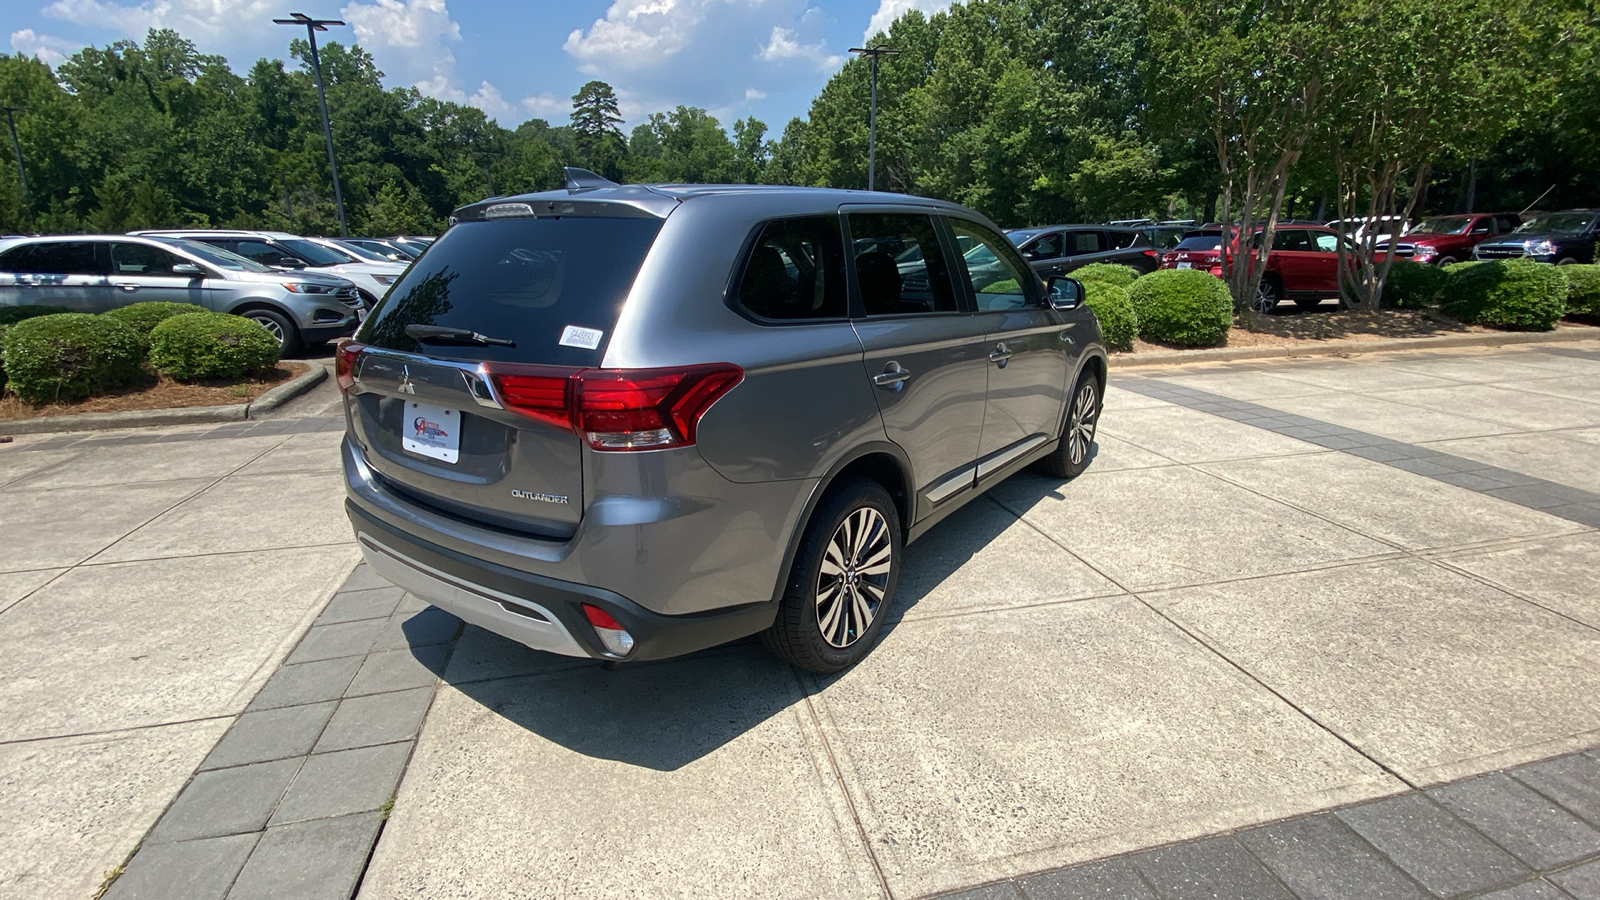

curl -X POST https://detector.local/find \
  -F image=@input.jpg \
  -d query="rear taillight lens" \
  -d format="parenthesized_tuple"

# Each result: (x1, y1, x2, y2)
(489, 363, 743, 452)
(1143, 249, 1159, 258)
(582, 603, 635, 656)
(335, 339, 365, 393)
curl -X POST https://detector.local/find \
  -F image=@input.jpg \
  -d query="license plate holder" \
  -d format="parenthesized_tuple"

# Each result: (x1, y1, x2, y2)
(1177, 261, 1193, 269)
(402, 401, 460, 463)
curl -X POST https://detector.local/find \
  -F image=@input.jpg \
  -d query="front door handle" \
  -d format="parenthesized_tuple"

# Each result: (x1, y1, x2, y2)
(115, 283, 141, 292)
(872, 362, 912, 392)
(988, 343, 1013, 368)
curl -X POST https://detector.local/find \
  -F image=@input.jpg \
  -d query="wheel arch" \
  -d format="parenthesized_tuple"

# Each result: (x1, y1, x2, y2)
(766, 442, 914, 606)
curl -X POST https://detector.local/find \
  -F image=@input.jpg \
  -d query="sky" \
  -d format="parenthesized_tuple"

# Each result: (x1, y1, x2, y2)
(7, 0, 953, 134)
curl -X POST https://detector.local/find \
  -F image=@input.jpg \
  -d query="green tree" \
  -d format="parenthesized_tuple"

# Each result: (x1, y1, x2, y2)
(569, 80, 625, 179)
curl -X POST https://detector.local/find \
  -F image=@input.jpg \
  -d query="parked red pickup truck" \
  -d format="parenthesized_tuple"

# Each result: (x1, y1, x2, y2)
(1378, 213, 1521, 265)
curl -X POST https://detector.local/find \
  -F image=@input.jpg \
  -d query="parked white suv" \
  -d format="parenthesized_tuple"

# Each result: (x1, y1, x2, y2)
(131, 229, 406, 310)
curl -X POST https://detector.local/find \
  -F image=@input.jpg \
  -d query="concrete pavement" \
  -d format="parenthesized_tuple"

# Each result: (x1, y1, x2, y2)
(1, 342, 1598, 898)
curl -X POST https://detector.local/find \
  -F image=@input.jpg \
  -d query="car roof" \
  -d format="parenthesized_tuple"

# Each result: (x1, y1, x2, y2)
(452, 181, 987, 224)
(130, 229, 301, 239)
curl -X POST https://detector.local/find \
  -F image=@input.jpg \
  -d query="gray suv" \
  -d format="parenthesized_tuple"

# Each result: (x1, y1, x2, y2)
(0, 235, 362, 352)
(340, 173, 1107, 672)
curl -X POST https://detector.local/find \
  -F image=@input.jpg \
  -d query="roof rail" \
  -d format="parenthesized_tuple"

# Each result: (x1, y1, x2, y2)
(564, 167, 619, 193)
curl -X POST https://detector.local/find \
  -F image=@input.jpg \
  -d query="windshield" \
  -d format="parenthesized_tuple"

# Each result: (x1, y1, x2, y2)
(1515, 213, 1595, 235)
(1006, 229, 1044, 245)
(278, 238, 352, 267)
(1409, 217, 1472, 236)
(330, 241, 389, 262)
(157, 238, 275, 273)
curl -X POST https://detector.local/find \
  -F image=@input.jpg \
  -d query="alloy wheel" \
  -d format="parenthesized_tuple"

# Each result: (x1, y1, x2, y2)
(816, 508, 892, 648)
(247, 313, 286, 345)
(1067, 381, 1099, 465)
(1254, 280, 1278, 313)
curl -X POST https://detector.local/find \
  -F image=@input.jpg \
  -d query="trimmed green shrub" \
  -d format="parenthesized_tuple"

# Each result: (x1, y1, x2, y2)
(1382, 260, 1450, 309)
(0, 305, 73, 326)
(103, 301, 203, 337)
(0, 323, 8, 390)
(1563, 264, 1600, 316)
(1072, 263, 1140, 289)
(1083, 281, 1137, 352)
(1, 313, 146, 405)
(1127, 269, 1233, 347)
(978, 278, 1020, 294)
(1442, 260, 1568, 332)
(148, 312, 280, 380)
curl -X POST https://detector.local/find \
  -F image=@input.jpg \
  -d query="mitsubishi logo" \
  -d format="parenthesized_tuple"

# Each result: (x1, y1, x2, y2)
(398, 365, 416, 395)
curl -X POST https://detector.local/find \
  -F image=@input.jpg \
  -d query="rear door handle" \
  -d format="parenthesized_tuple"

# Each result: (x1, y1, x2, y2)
(872, 363, 912, 391)
(988, 343, 1013, 367)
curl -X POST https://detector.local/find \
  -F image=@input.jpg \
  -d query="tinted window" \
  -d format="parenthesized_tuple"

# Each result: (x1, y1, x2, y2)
(1108, 230, 1141, 250)
(155, 238, 274, 273)
(110, 242, 182, 275)
(277, 238, 351, 267)
(1023, 233, 1064, 260)
(847, 213, 958, 316)
(1515, 213, 1595, 235)
(360, 216, 663, 365)
(0, 245, 30, 272)
(1176, 233, 1222, 251)
(5, 241, 106, 275)
(1066, 231, 1104, 255)
(949, 219, 1039, 311)
(735, 216, 848, 321)
(1274, 230, 1314, 252)
(1494, 215, 1520, 233)
(232, 240, 293, 266)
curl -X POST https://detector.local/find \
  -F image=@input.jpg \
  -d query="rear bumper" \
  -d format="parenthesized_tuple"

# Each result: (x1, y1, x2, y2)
(347, 500, 777, 662)
(302, 319, 359, 344)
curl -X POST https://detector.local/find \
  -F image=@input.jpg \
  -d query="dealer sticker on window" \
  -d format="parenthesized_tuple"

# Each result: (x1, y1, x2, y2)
(559, 325, 603, 349)
(402, 402, 460, 463)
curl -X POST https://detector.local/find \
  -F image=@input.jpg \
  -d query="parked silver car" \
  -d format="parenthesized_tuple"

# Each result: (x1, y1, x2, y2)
(0, 234, 363, 352)
(130, 229, 406, 309)
(339, 173, 1106, 672)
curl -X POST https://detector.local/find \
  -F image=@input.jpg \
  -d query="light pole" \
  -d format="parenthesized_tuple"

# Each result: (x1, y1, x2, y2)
(848, 45, 899, 192)
(274, 12, 349, 237)
(0, 105, 31, 213)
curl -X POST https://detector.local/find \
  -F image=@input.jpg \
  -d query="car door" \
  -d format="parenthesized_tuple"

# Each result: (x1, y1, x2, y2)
(1270, 229, 1317, 293)
(6, 240, 111, 311)
(846, 209, 990, 517)
(1019, 231, 1067, 278)
(107, 241, 208, 309)
(946, 217, 1071, 485)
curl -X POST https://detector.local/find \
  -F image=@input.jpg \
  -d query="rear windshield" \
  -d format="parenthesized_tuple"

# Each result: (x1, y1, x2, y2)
(1176, 233, 1222, 251)
(359, 217, 663, 365)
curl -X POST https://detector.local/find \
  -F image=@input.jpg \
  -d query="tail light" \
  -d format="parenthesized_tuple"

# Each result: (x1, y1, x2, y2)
(490, 363, 743, 452)
(335, 339, 365, 393)
(1143, 249, 1159, 259)
(582, 603, 635, 656)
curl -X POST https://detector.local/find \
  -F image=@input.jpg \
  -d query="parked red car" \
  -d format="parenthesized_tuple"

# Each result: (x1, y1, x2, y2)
(1160, 225, 1353, 312)
(1379, 213, 1521, 266)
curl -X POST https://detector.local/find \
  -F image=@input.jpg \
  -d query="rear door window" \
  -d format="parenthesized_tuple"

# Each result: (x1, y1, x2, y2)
(361, 216, 663, 366)
(5, 241, 107, 275)
(846, 213, 959, 316)
(110, 242, 182, 275)
(734, 216, 848, 321)
(1108, 231, 1141, 250)
(233, 240, 292, 266)
(1066, 231, 1105, 255)
(1023, 232, 1064, 261)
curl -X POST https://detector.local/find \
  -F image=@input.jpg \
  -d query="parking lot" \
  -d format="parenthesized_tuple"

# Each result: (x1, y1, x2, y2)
(2, 340, 1599, 899)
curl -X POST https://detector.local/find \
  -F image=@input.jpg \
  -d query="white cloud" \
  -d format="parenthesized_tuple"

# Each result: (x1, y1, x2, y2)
(9, 28, 80, 65)
(863, 0, 951, 43)
(758, 25, 841, 71)
(563, 0, 711, 71)
(744, 87, 766, 101)
(42, 0, 280, 48)
(520, 92, 567, 118)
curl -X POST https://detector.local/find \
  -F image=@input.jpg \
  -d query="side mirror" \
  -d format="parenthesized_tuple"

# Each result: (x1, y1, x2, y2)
(1048, 276, 1085, 310)
(278, 257, 306, 269)
(171, 263, 203, 277)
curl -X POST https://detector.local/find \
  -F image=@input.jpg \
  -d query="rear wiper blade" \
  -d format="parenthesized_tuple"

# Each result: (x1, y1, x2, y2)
(404, 325, 516, 347)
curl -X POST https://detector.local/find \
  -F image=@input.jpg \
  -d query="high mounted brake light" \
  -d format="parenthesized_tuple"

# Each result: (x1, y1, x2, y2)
(489, 363, 743, 451)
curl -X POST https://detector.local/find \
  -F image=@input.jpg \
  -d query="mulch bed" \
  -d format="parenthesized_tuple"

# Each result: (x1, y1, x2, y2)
(0, 362, 308, 422)
(1129, 309, 1598, 355)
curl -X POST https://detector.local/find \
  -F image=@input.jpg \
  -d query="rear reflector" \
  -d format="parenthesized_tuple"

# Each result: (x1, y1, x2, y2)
(582, 603, 635, 656)
(490, 363, 743, 451)
(335, 339, 365, 393)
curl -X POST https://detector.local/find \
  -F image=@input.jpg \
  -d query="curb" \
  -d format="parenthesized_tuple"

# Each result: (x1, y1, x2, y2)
(0, 363, 327, 437)
(1108, 325, 1600, 368)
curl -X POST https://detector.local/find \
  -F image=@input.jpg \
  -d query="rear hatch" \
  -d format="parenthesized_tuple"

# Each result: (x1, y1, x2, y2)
(1168, 232, 1222, 268)
(343, 212, 665, 539)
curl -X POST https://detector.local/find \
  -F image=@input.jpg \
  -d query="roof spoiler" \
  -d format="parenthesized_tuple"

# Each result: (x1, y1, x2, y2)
(564, 167, 618, 193)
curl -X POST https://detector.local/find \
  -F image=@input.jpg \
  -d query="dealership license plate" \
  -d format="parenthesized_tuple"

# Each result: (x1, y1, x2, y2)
(402, 401, 460, 463)
(1176, 262, 1193, 269)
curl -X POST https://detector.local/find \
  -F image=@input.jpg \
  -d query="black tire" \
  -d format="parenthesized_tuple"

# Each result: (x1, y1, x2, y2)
(1292, 295, 1324, 311)
(239, 307, 302, 356)
(1436, 256, 1458, 267)
(1036, 369, 1102, 480)
(762, 477, 901, 674)
(1558, 257, 1579, 266)
(1253, 276, 1282, 313)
